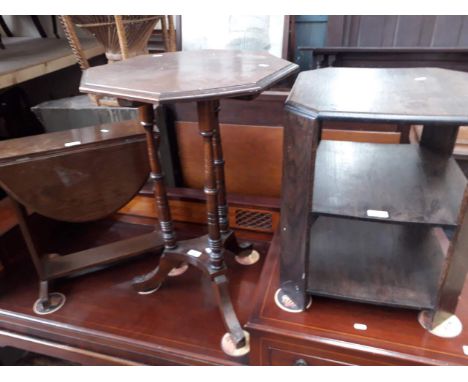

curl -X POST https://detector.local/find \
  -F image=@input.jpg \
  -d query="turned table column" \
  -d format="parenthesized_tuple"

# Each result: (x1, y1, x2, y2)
(139, 104, 176, 250)
(198, 100, 224, 269)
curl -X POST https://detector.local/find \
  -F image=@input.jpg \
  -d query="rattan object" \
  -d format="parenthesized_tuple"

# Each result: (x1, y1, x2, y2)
(59, 15, 177, 105)
(59, 15, 177, 68)
(70, 16, 159, 62)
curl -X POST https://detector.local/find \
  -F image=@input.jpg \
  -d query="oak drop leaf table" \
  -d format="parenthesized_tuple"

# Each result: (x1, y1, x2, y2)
(0, 121, 164, 315)
(80, 50, 298, 355)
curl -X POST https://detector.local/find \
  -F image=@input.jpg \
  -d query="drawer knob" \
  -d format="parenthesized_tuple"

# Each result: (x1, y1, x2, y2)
(294, 358, 308, 366)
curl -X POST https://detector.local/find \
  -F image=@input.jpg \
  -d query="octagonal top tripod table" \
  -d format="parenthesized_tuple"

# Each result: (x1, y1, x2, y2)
(279, 67, 468, 339)
(80, 49, 298, 356)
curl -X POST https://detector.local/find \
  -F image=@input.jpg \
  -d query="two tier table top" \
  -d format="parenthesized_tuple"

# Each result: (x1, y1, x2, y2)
(79, 49, 299, 104)
(287, 67, 468, 125)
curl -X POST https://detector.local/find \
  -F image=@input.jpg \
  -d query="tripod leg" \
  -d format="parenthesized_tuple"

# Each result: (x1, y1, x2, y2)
(212, 275, 249, 356)
(133, 253, 180, 294)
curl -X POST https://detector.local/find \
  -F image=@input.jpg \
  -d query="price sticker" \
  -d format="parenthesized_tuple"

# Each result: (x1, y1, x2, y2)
(366, 209, 389, 219)
(187, 249, 202, 257)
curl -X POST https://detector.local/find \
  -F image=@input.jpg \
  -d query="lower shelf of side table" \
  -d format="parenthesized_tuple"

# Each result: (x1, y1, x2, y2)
(307, 216, 447, 310)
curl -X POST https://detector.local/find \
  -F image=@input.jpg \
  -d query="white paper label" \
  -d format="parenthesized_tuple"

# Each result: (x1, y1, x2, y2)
(366, 209, 389, 219)
(187, 249, 202, 257)
(354, 323, 368, 331)
(64, 141, 81, 147)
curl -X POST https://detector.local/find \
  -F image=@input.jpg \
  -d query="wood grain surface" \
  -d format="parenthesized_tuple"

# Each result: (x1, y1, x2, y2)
(175, 121, 284, 198)
(0, 120, 145, 164)
(307, 216, 445, 309)
(0, 215, 269, 365)
(80, 50, 298, 104)
(0, 121, 150, 223)
(279, 110, 320, 309)
(287, 67, 468, 125)
(313, 140, 467, 226)
(0, 36, 104, 89)
(247, 232, 468, 365)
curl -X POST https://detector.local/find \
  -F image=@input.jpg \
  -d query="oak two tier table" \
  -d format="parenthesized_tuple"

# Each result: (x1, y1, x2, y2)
(79, 50, 298, 355)
(278, 67, 468, 339)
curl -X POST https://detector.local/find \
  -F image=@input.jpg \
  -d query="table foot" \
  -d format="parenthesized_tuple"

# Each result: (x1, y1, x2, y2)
(132, 235, 247, 351)
(418, 310, 463, 338)
(221, 330, 250, 357)
(133, 235, 227, 287)
(133, 254, 180, 294)
(212, 274, 246, 350)
(222, 230, 259, 265)
(235, 250, 260, 265)
(33, 292, 66, 315)
(274, 288, 312, 313)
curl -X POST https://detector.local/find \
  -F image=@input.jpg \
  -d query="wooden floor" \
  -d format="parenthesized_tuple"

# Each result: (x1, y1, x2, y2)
(0, 213, 269, 365)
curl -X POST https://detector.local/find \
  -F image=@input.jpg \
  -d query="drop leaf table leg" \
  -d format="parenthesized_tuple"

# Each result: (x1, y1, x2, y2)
(10, 198, 66, 314)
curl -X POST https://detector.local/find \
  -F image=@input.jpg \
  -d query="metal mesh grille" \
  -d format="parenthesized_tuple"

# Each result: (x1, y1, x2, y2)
(234, 209, 273, 231)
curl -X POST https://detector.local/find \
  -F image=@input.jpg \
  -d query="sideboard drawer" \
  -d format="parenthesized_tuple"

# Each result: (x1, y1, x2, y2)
(261, 338, 355, 366)
(258, 338, 392, 366)
(268, 347, 351, 366)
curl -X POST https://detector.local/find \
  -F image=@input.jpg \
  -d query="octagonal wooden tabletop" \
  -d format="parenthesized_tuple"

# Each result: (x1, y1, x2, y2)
(79, 50, 298, 104)
(287, 67, 468, 125)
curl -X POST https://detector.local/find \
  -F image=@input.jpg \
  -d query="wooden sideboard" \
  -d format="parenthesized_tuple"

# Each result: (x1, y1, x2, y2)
(246, 232, 468, 366)
(2, 202, 468, 365)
